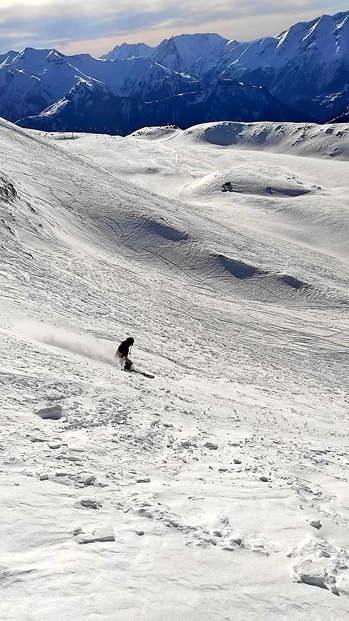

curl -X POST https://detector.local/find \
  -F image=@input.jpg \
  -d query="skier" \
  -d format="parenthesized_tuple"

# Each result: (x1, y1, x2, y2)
(115, 337, 134, 370)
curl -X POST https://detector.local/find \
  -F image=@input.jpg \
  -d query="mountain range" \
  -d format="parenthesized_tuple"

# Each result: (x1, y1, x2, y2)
(0, 10, 348, 134)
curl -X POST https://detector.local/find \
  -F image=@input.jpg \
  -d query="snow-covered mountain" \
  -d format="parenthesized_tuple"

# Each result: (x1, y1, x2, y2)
(0, 49, 100, 122)
(1, 10, 349, 133)
(0, 47, 199, 102)
(0, 48, 200, 130)
(210, 11, 349, 121)
(20, 79, 123, 134)
(140, 79, 309, 129)
(151, 33, 234, 77)
(94, 56, 199, 100)
(19, 78, 307, 135)
(0, 50, 18, 65)
(0, 68, 47, 123)
(103, 10, 349, 122)
(101, 42, 153, 61)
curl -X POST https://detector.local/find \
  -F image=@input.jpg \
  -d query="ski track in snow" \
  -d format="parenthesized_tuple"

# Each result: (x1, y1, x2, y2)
(1, 118, 349, 620)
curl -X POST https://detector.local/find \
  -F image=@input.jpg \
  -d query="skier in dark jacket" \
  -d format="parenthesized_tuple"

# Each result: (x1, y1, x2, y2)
(115, 337, 134, 370)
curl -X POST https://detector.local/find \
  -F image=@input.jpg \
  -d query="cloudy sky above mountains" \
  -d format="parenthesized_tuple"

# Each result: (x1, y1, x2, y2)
(0, 0, 348, 56)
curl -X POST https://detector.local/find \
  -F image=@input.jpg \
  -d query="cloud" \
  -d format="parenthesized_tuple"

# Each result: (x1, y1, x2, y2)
(0, 0, 348, 55)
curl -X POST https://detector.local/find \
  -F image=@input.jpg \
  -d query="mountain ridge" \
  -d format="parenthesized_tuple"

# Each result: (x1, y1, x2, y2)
(1, 10, 348, 133)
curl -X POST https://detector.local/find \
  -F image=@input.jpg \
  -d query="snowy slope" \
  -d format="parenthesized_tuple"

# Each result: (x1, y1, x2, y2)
(1, 117, 349, 620)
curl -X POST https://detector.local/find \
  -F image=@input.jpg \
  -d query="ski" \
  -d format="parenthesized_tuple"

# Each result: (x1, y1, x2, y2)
(123, 367, 154, 379)
(131, 369, 154, 379)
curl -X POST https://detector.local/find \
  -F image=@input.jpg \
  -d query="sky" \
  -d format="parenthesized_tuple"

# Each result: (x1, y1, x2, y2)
(0, 0, 348, 57)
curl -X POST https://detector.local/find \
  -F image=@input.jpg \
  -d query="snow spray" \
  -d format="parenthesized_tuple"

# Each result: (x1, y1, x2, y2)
(16, 321, 115, 365)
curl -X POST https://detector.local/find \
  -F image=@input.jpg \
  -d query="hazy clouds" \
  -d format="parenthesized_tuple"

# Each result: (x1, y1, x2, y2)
(0, 0, 348, 56)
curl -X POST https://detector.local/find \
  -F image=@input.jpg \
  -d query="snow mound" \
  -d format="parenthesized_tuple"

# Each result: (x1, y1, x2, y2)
(182, 167, 313, 199)
(129, 125, 180, 140)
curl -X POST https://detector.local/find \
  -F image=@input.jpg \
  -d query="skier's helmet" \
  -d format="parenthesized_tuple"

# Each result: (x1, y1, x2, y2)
(126, 337, 134, 345)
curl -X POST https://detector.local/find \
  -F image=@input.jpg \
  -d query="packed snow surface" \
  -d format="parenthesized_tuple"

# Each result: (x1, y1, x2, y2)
(1, 118, 349, 620)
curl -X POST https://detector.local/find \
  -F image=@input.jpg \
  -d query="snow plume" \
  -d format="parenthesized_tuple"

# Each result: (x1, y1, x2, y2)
(17, 321, 115, 365)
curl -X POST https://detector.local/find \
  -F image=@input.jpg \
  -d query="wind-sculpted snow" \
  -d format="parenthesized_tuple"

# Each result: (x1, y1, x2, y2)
(1, 118, 349, 620)
(178, 121, 349, 159)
